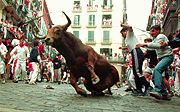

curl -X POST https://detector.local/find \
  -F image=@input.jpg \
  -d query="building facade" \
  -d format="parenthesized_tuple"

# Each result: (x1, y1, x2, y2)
(147, 0, 180, 40)
(54, 0, 124, 61)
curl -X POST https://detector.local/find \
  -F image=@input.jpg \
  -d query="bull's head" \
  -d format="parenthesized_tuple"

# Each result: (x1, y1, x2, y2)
(34, 11, 71, 46)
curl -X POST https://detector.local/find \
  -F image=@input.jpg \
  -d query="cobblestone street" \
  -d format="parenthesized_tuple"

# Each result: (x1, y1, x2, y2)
(0, 80, 180, 112)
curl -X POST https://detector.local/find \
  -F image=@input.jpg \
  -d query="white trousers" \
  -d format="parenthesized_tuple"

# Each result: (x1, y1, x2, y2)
(14, 60, 27, 81)
(127, 68, 136, 89)
(174, 72, 180, 93)
(50, 69, 54, 82)
(29, 62, 39, 83)
(54, 68, 61, 81)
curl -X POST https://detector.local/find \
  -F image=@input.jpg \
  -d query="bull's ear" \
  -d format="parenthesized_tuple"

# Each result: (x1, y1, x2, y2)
(62, 11, 71, 31)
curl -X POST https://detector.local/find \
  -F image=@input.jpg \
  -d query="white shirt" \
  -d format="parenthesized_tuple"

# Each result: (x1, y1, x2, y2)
(125, 31, 139, 52)
(0, 43, 7, 62)
(10, 45, 29, 61)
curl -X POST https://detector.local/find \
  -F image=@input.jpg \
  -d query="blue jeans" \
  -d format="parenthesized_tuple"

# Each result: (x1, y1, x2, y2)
(152, 55, 174, 95)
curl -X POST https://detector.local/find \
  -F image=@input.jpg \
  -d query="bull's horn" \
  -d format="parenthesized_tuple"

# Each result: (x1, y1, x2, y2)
(33, 32, 46, 39)
(62, 11, 71, 31)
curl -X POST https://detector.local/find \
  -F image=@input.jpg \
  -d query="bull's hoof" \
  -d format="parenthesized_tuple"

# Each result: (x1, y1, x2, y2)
(91, 77, 100, 85)
(77, 89, 88, 97)
(104, 90, 113, 95)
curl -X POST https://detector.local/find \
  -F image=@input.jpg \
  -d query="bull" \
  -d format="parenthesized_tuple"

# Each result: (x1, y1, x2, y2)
(34, 11, 119, 97)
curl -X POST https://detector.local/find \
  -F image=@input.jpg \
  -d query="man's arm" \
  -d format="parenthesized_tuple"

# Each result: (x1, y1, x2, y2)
(119, 46, 128, 50)
(120, 21, 133, 32)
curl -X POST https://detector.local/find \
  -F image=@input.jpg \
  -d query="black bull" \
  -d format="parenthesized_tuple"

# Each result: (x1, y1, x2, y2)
(34, 11, 119, 97)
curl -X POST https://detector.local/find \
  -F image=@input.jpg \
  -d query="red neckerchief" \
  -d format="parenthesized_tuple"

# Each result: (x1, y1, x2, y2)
(19, 44, 24, 48)
(35, 46, 38, 49)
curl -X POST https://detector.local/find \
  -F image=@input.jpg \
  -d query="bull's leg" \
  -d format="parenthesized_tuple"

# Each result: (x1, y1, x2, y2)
(86, 50, 100, 85)
(87, 65, 100, 85)
(70, 73, 87, 97)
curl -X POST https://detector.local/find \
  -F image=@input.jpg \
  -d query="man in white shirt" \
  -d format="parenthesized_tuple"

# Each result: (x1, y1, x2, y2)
(120, 22, 152, 96)
(0, 37, 8, 84)
(10, 39, 29, 83)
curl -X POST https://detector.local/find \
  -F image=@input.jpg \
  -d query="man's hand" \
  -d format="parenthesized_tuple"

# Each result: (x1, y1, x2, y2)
(136, 43, 146, 48)
(120, 21, 123, 27)
(160, 41, 167, 49)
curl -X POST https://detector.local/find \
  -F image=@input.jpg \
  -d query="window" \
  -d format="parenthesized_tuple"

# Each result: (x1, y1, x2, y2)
(87, 0, 98, 10)
(88, 31, 94, 42)
(73, 0, 81, 10)
(73, 31, 79, 38)
(103, 31, 110, 42)
(88, 15, 95, 26)
(102, 14, 112, 25)
(74, 15, 80, 26)
(102, 0, 112, 10)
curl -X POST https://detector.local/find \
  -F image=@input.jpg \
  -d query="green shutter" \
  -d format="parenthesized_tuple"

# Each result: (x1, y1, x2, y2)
(100, 48, 103, 54)
(88, 31, 94, 42)
(73, 31, 79, 38)
(89, 15, 92, 25)
(103, 31, 109, 42)
(93, 15, 95, 25)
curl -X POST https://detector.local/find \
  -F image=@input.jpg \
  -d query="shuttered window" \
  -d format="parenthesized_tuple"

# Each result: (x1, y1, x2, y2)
(103, 31, 110, 42)
(74, 15, 80, 25)
(88, 15, 95, 26)
(88, 31, 94, 42)
(73, 31, 79, 38)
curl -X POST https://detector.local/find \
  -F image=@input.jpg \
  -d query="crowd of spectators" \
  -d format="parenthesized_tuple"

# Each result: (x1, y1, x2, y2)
(0, 18, 71, 85)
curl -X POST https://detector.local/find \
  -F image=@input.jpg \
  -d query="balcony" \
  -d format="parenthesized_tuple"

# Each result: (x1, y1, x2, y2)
(101, 38, 112, 45)
(101, 4, 113, 12)
(86, 25, 97, 28)
(85, 38, 96, 45)
(101, 20, 112, 28)
(162, 6, 177, 37)
(71, 24, 81, 28)
(72, 6, 82, 13)
(87, 5, 98, 12)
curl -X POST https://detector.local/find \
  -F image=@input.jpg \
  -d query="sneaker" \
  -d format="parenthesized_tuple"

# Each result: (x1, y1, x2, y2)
(162, 95, 171, 101)
(169, 91, 174, 97)
(125, 87, 133, 92)
(13, 80, 18, 83)
(29, 82, 36, 85)
(2, 80, 5, 84)
(131, 89, 144, 96)
(149, 91, 162, 99)
(143, 86, 154, 96)
(150, 91, 171, 101)
(24, 80, 29, 84)
(58, 81, 61, 85)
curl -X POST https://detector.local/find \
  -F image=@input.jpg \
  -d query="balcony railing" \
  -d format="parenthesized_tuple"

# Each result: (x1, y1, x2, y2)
(101, 20, 112, 28)
(101, 4, 113, 12)
(85, 38, 96, 45)
(71, 23, 81, 28)
(72, 6, 82, 13)
(101, 38, 112, 45)
(87, 5, 98, 12)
